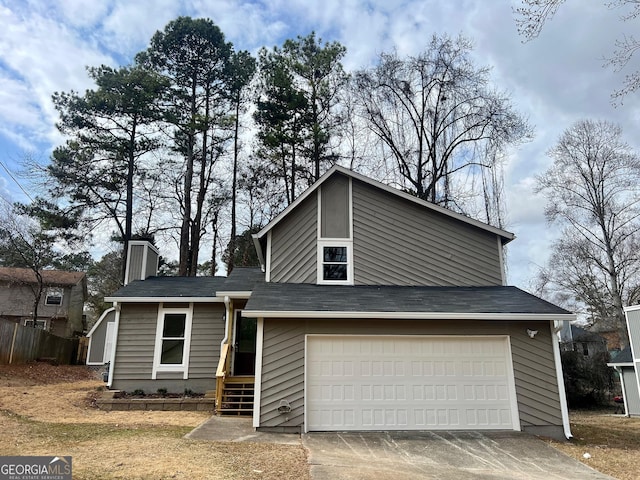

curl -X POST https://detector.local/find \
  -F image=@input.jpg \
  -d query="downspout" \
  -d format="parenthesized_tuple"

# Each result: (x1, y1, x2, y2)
(221, 296, 231, 351)
(107, 302, 121, 389)
(552, 320, 572, 439)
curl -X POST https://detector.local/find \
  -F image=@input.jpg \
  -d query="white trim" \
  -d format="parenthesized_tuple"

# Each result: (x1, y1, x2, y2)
(103, 321, 116, 364)
(107, 302, 121, 388)
(498, 237, 506, 286)
(265, 231, 272, 282)
(317, 240, 354, 285)
(625, 311, 640, 414)
(552, 321, 572, 439)
(151, 303, 194, 380)
(104, 296, 224, 303)
(215, 291, 252, 299)
(304, 334, 521, 432)
(348, 177, 353, 239)
(253, 317, 264, 429)
(608, 362, 634, 367)
(221, 296, 231, 353)
(242, 310, 576, 321)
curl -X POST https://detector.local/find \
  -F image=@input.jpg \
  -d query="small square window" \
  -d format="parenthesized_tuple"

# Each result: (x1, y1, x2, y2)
(45, 289, 63, 306)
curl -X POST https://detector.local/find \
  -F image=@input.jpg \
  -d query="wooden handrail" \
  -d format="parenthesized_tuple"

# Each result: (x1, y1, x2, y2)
(216, 343, 230, 378)
(215, 343, 231, 412)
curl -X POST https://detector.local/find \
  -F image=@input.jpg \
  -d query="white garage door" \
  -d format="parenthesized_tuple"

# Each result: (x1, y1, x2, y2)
(306, 335, 519, 432)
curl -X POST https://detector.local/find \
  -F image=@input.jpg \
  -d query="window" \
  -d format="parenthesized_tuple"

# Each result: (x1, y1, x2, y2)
(23, 319, 47, 330)
(318, 241, 352, 284)
(323, 246, 348, 280)
(152, 305, 193, 379)
(45, 289, 63, 306)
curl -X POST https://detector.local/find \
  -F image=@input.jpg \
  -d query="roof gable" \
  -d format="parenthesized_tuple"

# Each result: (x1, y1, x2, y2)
(254, 166, 515, 245)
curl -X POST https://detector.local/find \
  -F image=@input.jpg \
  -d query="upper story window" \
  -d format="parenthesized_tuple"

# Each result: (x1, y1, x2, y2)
(318, 241, 353, 285)
(152, 304, 193, 379)
(45, 289, 63, 306)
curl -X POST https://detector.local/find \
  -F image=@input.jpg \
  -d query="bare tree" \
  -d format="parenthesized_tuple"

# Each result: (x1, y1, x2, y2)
(353, 34, 532, 224)
(536, 119, 640, 349)
(515, 0, 640, 103)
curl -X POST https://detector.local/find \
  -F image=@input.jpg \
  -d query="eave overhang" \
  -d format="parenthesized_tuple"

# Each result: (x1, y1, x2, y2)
(241, 310, 576, 321)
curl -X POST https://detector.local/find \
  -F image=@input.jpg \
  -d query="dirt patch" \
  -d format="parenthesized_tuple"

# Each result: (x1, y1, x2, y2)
(546, 409, 640, 480)
(0, 363, 309, 479)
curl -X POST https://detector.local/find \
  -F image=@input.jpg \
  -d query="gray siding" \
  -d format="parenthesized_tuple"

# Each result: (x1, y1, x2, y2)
(270, 194, 317, 283)
(145, 248, 159, 278)
(352, 180, 503, 286)
(627, 309, 640, 351)
(321, 173, 350, 239)
(111, 304, 157, 388)
(622, 367, 640, 416)
(259, 319, 562, 431)
(87, 310, 115, 364)
(111, 302, 223, 393)
(189, 303, 225, 379)
(126, 244, 144, 284)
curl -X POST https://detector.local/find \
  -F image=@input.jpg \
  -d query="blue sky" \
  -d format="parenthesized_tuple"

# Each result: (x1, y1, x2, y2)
(1, 0, 639, 288)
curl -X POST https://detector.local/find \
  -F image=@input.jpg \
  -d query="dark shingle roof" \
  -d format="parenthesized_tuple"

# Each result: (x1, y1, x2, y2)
(0, 267, 86, 286)
(218, 267, 264, 292)
(243, 284, 573, 316)
(108, 276, 227, 299)
(609, 346, 633, 364)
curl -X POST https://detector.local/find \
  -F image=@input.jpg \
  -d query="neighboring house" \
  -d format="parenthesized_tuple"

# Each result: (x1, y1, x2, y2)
(608, 306, 640, 417)
(0, 267, 87, 338)
(99, 166, 575, 440)
(560, 324, 608, 357)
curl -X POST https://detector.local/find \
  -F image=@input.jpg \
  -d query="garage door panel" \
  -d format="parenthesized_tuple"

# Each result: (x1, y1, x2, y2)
(306, 336, 518, 431)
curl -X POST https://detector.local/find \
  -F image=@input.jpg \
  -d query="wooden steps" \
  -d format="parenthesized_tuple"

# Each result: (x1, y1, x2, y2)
(217, 376, 254, 416)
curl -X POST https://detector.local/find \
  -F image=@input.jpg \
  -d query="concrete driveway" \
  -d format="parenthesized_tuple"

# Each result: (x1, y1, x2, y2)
(302, 431, 616, 480)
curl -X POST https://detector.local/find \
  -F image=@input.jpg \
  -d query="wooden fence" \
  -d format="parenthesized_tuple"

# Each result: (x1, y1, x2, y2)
(0, 318, 79, 365)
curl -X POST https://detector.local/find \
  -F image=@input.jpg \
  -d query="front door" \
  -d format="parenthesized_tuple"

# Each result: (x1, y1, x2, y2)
(233, 311, 256, 376)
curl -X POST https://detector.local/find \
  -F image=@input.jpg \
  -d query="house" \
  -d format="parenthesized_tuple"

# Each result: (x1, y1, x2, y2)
(0, 267, 87, 337)
(560, 324, 608, 357)
(98, 166, 575, 440)
(608, 306, 640, 416)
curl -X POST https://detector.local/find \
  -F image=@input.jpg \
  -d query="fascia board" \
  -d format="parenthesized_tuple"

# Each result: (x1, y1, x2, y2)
(104, 296, 225, 303)
(241, 311, 577, 321)
(215, 291, 252, 299)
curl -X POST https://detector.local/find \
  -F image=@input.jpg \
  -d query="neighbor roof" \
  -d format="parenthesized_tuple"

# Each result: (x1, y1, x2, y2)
(242, 284, 575, 320)
(0, 267, 86, 286)
(608, 346, 633, 366)
(106, 276, 228, 302)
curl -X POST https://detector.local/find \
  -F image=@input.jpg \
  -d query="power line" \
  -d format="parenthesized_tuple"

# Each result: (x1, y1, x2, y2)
(0, 159, 33, 202)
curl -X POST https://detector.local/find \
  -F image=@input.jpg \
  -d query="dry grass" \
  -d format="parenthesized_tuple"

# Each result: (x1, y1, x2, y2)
(0, 364, 309, 480)
(546, 409, 640, 480)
